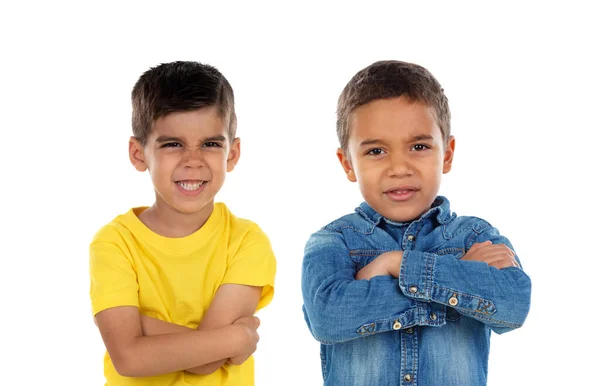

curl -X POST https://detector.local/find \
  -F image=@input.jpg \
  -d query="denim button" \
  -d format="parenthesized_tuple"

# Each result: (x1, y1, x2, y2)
(403, 374, 413, 382)
(407, 235, 415, 241)
(393, 321, 402, 330)
(430, 313, 437, 321)
(409, 286, 418, 293)
(449, 296, 458, 306)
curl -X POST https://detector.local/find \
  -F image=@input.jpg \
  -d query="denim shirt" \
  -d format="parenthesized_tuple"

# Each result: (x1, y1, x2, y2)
(301, 197, 531, 386)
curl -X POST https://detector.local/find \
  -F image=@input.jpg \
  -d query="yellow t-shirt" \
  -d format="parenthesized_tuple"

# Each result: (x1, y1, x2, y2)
(89, 203, 276, 386)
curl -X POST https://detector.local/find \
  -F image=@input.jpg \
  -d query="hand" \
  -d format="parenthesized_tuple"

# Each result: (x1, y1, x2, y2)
(461, 241, 520, 269)
(355, 251, 403, 280)
(227, 316, 260, 366)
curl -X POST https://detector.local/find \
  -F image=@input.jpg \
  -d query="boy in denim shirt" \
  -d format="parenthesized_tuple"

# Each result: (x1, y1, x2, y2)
(301, 60, 531, 386)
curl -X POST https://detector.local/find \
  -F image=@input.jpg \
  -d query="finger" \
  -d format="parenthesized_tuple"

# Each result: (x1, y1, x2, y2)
(488, 259, 512, 269)
(470, 241, 492, 251)
(463, 244, 501, 261)
(462, 242, 492, 261)
(472, 244, 514, 257)
(487, 255, 518, 269)
(508, 256, 520, 268)
(479, 243, 515, 257)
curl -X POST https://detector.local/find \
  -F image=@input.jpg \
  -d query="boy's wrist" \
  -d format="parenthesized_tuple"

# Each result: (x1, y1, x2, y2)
(385, 251, 403, 278)
(229, 324, 252, 356)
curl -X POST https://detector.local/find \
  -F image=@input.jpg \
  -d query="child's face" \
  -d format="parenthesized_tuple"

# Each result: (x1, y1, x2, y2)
(129, 107, 239, 218)
(337, 96, 454, 223)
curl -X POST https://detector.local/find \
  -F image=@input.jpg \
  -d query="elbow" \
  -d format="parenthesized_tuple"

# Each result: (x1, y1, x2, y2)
(309, 324, 342, 345)
(513, 271, 532, 326)
(311, 321, 339, 345)
(110, 348, 146, 377)
(303, 304, 345, 345)
(112, 358, 137, 378)
(493, 271, 532, 334)
(186, 362, 223, 375)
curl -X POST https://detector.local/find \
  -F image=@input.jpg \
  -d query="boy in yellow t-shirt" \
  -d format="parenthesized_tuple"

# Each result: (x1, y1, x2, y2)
(89, 61, 276, 386)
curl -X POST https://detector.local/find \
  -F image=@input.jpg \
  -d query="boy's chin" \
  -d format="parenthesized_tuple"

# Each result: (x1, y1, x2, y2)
(175, 201, 215, 214)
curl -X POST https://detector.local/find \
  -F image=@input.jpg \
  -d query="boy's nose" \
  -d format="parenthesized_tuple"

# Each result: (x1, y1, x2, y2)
(386, 154, 413, 177)
(182, 147, 206, 167)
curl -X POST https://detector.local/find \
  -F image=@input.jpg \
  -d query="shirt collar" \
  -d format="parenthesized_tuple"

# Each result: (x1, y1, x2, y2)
(355, 196, 454, 227)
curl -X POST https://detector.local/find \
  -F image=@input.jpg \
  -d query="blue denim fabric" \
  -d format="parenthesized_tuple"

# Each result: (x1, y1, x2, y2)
(302, 197, 531, 386)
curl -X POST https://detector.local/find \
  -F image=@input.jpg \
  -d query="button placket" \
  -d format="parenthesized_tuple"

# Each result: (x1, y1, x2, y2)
(400, 321, 418, 385)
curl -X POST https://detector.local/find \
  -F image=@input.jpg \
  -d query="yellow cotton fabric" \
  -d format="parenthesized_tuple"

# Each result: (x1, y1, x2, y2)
(89, 203, 276, 386)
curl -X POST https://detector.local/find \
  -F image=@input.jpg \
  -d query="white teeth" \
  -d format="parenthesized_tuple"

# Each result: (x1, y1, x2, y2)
(177, 181, 205, 191)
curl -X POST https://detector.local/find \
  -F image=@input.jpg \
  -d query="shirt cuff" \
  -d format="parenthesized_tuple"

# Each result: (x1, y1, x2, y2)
(398, 250, 435, 301)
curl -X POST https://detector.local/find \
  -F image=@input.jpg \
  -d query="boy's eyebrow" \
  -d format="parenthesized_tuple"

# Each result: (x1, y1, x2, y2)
(155, 135, 184, 143)
(359, 134, 434, 147)
(204, 135, 227, 142)
(411, 134, 434, 141)
(155, 135, 227, 143)
(359, 139, 386, 147)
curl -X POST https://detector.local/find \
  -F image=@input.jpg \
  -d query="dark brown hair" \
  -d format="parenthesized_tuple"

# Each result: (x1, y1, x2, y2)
(131, 61, 236, 145)
(337, 60, 450, 151)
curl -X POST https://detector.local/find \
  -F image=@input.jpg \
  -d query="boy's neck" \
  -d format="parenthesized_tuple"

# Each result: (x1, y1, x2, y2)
(138, 201, 214, 238)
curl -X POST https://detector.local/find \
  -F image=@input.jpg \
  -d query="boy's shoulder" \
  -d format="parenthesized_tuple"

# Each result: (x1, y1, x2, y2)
(219, 203, 266, 237)
(90, 208, 140, 246)
(319, 210, 372, 235)
(444, 213, 494, 235)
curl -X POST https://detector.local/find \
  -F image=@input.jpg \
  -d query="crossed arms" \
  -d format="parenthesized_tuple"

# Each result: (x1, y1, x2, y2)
(94, 284, 262, 377)
(302, 226, 532, 344)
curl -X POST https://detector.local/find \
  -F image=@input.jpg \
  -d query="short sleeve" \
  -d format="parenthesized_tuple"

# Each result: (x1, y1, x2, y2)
(89, 241, 139, 315)
(222, 226, 276, 311)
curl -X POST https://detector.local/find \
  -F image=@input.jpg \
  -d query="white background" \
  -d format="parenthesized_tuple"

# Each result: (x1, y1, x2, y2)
(1, 1, 599, 385)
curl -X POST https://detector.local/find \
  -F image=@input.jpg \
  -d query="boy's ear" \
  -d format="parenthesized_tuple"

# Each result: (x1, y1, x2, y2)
(226, 138, 241, 172)
(336, 148, 357, 182)
(129, 137, 148, 172)
(442, 136, 455, 174)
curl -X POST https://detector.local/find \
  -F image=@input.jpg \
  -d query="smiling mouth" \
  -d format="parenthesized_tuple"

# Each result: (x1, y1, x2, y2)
(384, 187, 418, 201)
(176, 181, 206, 191)
(384, 187, 418, 194)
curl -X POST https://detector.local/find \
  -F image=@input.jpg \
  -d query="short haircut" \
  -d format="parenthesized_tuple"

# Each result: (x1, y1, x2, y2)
(131, 61, 236, 145)
(337, 60, 450, 151)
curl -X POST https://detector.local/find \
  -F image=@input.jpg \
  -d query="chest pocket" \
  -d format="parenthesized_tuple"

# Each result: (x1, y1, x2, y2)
(349, 249, 394, 271)
(435, 247, 465, 259)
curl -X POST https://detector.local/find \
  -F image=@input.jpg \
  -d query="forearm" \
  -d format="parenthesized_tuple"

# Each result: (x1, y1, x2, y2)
(399, 250, 531, 333)
(139, 315, 228, 375)
(303, 273, 428, 344)
(113, 325, 243, 377)
(303, 233, 440, 344)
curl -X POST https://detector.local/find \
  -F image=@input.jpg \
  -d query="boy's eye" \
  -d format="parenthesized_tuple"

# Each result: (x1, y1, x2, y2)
(366, 148, 385, 156)
(203, 141, 223, 148)
(411, 144, 430, 151)
(161, 142, 182, 148)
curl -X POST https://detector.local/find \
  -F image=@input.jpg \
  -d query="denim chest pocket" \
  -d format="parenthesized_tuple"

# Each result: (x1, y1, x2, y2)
(435, 247, 465, 259)
(349, 249, 393, 270)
